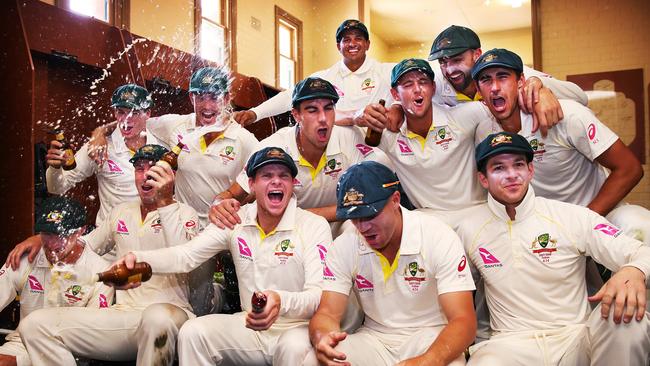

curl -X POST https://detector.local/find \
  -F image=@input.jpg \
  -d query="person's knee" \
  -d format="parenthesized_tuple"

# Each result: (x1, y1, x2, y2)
(17, 311, 49, 338)
(178, 318, 208, 345)
(139, 303, 188, 334)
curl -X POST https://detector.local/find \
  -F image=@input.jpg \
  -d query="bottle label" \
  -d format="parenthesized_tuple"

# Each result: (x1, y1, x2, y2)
(64, 149, 75, 166)
(56, 132, 65, 141)
(127, 273, 143, 284)
(172, 145, 182, 155)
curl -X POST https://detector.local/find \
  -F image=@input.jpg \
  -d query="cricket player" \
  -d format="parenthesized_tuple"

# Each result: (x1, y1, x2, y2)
(309, 161, 476, 366)
(233, 20, 394, 127)
(458, 131, 650, 365)
(116, 146, 330, 365)
(471, 48, 650, 245)
(0, 197, 113, 366)
(18, 145, 198, 365)
(46, 84, 160, 225)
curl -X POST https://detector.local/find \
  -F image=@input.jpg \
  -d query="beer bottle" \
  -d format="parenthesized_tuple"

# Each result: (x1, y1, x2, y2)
(52, 130, 77, 170)
(156, 142, 184, 171)
(251, 291, 267, 313)
(94, 262, 152, 286)
(364, 99, 386, 147)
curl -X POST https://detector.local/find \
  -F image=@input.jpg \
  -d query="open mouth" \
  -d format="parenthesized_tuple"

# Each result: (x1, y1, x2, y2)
(413, 97, 424, 107)
(317, 127, 328, 139)
(448, 72, 464, 82)
(363, 233, 377, 242)
(268, 190, 284, 203)
(141, 182, 154, 192)
(491, 96, 506, 111)
(200, 111, 216, 120)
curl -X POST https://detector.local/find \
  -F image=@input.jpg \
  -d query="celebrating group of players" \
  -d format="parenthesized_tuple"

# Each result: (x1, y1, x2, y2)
(1, 19, 649, 366)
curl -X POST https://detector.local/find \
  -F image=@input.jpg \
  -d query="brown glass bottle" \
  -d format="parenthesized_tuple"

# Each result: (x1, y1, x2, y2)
(94, 262, 152, 286)
(251, 291, 267, 313)
(156, 142, 184, 171)
(52, 130, 77, 170)
(364, 99, 386, 147)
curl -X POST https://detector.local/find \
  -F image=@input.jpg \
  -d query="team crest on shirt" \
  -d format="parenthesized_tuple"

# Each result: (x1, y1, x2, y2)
(434, 126, 454, 151)
(274, 239, 295, 264)
(64, 284, 85, 305)
(403, 261, 427, 293)
(528, 137, 546, 162)
(324, 158, 342, 180)
(151, 219, 162, 234)
(219, 145, 236, 165)
(317, 244, 336, 280)
(397, 139, 414, 155)
(355, 274, 374, 292)
(530, 233, 558, 263)
(361, 78, 375, 92)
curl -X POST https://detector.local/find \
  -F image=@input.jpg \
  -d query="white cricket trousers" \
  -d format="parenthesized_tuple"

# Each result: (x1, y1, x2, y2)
(302, 325, 466, 366)
(467, 304, 650, 366)
(18, 303, 189, 365)
(177, 312, 312, 365)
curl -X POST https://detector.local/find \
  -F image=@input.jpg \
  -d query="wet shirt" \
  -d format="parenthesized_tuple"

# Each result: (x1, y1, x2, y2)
(476, 100, 618, 206)
(133, 198, 329, 327)
(236, 125, 367, 210)
(81, 201, 198, 315)
(252, 57, 394, 121)
(46, 128, 161, 225)
(456, 188, 650, 333)
(323, 208, 475, 335)
(0, 249, 113, 342)
(366, 102, 493, 211)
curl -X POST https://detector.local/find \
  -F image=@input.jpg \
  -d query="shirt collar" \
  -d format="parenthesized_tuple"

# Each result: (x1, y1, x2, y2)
(487, 186, 536, 222)
(338, 56, 374, 77)
(398, 104, 448, 137)
(241, 196, 298, 233)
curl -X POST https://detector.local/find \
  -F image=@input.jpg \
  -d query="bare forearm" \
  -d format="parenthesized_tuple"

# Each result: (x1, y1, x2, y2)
(309, 312, 342, 346)
(91, 121, 118, 139)
(306, 205, 338, 222)
(588, 168, 643, 216)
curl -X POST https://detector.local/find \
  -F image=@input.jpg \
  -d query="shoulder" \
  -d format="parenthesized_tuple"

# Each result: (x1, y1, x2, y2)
(296, 207, 330, 229)
(447, 101, 492, 120)
(261, 126, 293, 145)
(455, 204, 492, 235)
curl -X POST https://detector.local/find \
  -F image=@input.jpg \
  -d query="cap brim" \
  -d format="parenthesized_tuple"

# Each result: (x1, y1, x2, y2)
(247, 159, 298, 178)
(293, 93, 339, 106)
(471, 62, 521, 80)
(477, 146, 533, 168)
(393, 66, 435, 87)
(428, 47, 468, 61)
(336, 198, 390, 221)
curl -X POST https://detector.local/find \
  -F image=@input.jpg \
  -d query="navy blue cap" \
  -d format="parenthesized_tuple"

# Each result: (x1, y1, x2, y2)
(111, 84, 153, 110)
(391, 58, 435, 87)
(428, 25, 481, 61)
(189, 67, 231, 95)
(335, 19, 369, 43)
(471, 48, 524, 80)
(129, 144, 170, 165)
(246, 147, 298, 178)
(35, 197, 87, 236)
(336, 161, 401, 220)
(475, 131, 533, 170)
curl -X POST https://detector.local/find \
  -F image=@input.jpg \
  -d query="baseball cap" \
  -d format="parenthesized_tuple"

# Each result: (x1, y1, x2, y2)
(129, 144, 170, 166)
(335, 19, 369, 43)
(189, 67, 231, 95)
(428, 25, 481, 61)
(35, 196, 87, 236)
(111, 84, 153, 110)
(246, 147, 298, 178)
(391, 58, 436, 87)
(471, 48, 524, 80)
(336, 161, 401, 220)
(292, 77, 340, 108)
(475, 131, 533, 170)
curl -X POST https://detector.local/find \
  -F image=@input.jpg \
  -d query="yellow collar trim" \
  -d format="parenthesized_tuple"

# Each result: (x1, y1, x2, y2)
(199, 133, 225, 153)
(256, 223, 277, 241)
(298, 153, 327, 181)
(456, 90, 482, 102)
(405, 125, 436, 150)
(374, 250, 401, 282)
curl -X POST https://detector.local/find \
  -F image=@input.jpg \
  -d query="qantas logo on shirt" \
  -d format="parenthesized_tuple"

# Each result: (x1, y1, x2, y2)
(99, 294, 108, 308)
(333, 85, 345, 97)
(478, 247, 502, 268)
(397, 139, 413, 155)
(593, 223, 621, 237)
(237, 237, 253, 260)
(317, 244, 335, 280)
(106, 160, 123, 173)
(355, 144, 373, 156)
(116, 220, 129, 234)
(28, 275, 44, 292)
(355, 274, 374, 292)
